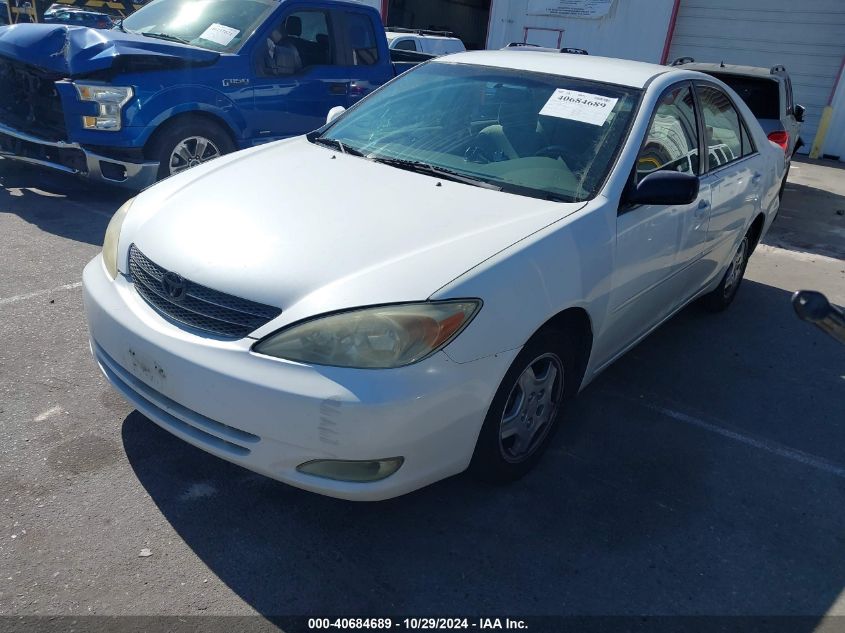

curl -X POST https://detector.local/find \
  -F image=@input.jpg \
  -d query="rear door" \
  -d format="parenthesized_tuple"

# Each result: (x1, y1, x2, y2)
(695, 81, 762, 285)
(337, 8, 391, 107)
(250, 5, 351, 142)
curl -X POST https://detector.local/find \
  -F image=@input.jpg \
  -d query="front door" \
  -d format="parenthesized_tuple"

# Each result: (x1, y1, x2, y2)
(250, 6, 350, 143)
(598, 83, 711, 364)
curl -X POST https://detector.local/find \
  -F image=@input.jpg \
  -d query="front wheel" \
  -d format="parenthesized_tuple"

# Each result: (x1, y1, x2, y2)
(149, 119, 235, 180)
(470, 330, 576, 483)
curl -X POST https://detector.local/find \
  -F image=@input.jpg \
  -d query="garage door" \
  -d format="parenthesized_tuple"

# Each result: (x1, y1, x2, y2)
(667, 0, 845, 154)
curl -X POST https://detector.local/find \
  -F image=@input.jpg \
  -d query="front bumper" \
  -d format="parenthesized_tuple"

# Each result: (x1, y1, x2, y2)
(82, 256, 516, 501)
(0, 121, 158, 190)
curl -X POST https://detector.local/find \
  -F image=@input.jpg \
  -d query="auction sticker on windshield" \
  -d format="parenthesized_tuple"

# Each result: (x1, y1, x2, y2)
(540, 89, 618, 126)
(200, 23, 240, 46)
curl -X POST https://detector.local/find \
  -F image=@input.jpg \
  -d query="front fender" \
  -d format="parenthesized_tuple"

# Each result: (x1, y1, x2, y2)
(131, 84, 249, 145)
(434, 202, 615, 366)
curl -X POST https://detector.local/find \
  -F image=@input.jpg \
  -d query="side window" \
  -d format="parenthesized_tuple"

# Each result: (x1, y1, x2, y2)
(697, 85, 744, 171)
(394, 39, 417, 51)
(740, 122, 756, 157)
(263, 10, 333, 75)
(345, 12, 379, 65)
(637, 84, 700, 183)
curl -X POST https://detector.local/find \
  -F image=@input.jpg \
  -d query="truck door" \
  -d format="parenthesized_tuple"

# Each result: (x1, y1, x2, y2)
(250, 5, 351, 143)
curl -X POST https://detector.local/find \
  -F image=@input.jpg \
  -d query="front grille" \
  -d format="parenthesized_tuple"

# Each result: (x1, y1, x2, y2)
(0, 57, 67, 141)
(128, 244, 282, 339)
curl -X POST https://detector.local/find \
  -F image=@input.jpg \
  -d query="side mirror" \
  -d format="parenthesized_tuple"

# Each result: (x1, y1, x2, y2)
(794, 104, 805, 123)
(625, 170, 700, 206)
(326, 105, 346, 125)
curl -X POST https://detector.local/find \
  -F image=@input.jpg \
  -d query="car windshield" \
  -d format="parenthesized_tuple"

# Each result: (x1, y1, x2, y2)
(710, 73, 780, 119)
(120, 0, 276, 52)
(317, 62, 641, 203)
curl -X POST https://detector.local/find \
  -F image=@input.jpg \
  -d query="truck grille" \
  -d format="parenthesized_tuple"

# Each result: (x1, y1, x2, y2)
(0, 57, 67, 141)
(128, 244, 282, 339)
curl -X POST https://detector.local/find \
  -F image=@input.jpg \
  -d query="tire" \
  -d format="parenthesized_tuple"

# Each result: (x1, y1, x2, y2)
(148, 119, 235, 180)
(700, 233, 751, 313)
(778, 164, 790, 201)
(469, 329, 577, 483)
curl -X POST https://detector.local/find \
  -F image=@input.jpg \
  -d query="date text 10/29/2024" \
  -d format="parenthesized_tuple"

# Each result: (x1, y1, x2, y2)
(308, 618, 529, 630)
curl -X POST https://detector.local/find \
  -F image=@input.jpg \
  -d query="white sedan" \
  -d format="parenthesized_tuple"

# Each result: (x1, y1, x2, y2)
(83, 51, 784, 500)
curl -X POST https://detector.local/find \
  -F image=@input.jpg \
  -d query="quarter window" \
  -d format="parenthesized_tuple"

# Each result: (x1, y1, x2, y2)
(637, 84, 700, 182)
(697, 85, 745, 171)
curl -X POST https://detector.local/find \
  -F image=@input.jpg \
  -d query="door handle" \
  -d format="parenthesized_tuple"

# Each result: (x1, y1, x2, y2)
(328, 82, 348, 95)
(751, 172, 762, 183)
(698, 199, 709, 209)
(695, 199, 709, 217)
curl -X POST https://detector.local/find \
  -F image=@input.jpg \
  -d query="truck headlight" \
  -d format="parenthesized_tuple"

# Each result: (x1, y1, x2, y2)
(75, 83, 133, 131)
(102, 198, 134, 279)
(253, 301, 481, 369)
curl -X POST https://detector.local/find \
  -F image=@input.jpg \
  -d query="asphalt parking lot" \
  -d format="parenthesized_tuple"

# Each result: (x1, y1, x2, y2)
(0, 156, 844, 626)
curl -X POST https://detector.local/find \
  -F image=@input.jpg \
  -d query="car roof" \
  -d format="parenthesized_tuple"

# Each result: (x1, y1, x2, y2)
(435, 50, 672, 88)
(678, 62, 784, 80)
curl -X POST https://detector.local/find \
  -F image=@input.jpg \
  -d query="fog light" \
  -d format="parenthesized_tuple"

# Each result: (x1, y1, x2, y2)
(296, 457, 404, 482)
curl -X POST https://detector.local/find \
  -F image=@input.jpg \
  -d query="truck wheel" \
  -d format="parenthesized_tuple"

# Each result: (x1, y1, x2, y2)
(150, 120, 235, 180)
(469, 329, 576, 483)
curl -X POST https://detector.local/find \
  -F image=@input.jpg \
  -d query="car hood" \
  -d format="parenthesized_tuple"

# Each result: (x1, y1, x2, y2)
(0, 24, 218, 76)
(125, 138, 587, 334)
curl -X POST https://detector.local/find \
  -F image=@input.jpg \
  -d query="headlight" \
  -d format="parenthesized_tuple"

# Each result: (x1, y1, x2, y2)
(253, 301, 481, 369)
(102, 198, 134, 279)
(75, 83, 133, 131)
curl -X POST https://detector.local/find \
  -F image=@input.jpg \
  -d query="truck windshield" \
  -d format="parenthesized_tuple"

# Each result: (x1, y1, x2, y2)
(121, 0, 276, 52)
(317, 61, 641, 203)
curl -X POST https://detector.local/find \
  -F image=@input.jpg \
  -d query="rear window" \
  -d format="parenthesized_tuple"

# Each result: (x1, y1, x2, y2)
(709, 73, 780, 119)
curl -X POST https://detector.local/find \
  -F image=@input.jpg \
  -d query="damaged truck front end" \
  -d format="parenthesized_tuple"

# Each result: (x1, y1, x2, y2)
(0, 24, 220, 189)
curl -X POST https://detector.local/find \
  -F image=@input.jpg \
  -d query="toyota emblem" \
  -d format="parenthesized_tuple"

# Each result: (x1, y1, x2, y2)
(161, 271, 187, 302)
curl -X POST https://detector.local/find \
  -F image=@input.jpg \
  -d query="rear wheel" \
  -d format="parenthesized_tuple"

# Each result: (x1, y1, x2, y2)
(470, 330, 576, 483)
(700, 234, 750, 312)
(149, 119, 235, 180)
(778, 164, 790, 201)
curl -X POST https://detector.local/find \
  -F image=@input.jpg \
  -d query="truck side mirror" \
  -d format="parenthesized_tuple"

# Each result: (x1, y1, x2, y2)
(794, 104, 805, 123)
(326, 106, 346, 125)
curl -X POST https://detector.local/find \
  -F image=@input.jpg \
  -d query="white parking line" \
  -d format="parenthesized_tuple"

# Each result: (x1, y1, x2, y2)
(640, 400, 845, 480)
(0, 282, 83, 306)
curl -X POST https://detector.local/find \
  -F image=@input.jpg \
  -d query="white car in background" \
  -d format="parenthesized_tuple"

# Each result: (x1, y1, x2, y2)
(385, 27, 466, 55)
(83, 51, 784, 501)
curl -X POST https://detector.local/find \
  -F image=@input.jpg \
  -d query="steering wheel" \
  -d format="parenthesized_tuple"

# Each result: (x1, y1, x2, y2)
(535, 145, 570, 159)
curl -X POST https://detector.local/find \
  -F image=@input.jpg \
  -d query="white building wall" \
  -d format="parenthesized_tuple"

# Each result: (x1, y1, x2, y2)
(486, 0, 674, 62)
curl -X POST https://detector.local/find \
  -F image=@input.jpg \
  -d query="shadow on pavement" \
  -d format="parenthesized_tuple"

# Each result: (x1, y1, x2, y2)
(0, 159, 129, 246)
(765, 182, 845, 260)
(121, 279, 845, 620)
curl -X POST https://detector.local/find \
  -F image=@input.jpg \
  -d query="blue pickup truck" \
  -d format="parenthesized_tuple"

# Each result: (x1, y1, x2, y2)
(0, 0, 426, 188)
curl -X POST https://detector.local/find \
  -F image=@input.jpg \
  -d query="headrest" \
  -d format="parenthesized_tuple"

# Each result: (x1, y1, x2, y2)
(498, 89, 537, 130)
(285, 15, 302, 37)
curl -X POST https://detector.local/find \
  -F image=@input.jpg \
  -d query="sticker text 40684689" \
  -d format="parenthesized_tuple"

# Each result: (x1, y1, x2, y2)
(539, 88, 619, 126)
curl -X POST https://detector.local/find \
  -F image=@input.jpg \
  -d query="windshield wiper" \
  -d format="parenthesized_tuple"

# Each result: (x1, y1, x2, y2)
(309, 136, 365, 157)
(141, 32, 190, 44)
(115, 19, 127, 33)
(370, 158, 502, 191)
